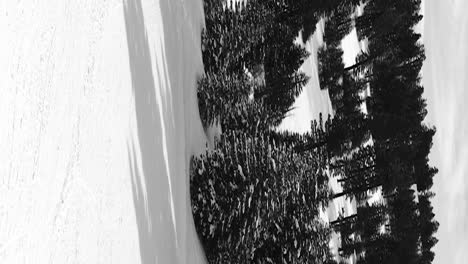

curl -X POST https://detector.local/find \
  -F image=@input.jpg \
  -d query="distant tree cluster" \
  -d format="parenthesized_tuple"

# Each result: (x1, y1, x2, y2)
(199, 0, 330, 123)
(317, 0, 439, 263)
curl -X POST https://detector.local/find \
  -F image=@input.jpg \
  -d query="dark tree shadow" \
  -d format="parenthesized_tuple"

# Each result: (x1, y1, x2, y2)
(124, 0, 177, 263)
(123, 0, 206, 263)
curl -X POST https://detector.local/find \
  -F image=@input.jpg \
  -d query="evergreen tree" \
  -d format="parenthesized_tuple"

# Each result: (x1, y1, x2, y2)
(191, 130, 334, 264)
(194, 0, 440, 263)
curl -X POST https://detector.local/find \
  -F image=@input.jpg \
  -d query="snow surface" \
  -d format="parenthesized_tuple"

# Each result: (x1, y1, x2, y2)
(279, 21, 333, 134)
(0, 0, 207, 263)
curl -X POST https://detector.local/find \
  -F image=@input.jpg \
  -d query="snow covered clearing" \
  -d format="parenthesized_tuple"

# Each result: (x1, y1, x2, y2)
(0, 0, 207, 263)
(278, 21, 333, 134)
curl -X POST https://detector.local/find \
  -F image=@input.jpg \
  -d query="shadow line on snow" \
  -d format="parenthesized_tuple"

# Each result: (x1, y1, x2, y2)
(123, 0, 206, 263)
(124, 0, 177, 263)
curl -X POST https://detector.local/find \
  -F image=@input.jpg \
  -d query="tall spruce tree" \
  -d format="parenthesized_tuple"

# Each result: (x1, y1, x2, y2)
(191, 130, 334, 264)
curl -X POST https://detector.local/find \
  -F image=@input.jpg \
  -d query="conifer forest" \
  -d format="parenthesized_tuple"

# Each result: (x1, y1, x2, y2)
(190, 0, 438, 263)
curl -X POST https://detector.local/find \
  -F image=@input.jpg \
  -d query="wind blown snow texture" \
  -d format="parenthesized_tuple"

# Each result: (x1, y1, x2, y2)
(0, 0, 207, 263)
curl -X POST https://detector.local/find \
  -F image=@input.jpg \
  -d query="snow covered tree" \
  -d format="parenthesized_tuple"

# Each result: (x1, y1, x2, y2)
(191, 130, 334, 264)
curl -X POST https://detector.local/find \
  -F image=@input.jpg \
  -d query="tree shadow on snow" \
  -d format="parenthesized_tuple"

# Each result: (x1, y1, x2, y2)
(123, 0, 205, 263)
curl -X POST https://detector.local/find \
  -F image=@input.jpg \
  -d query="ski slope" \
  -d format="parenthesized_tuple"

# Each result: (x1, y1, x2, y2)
(0, 0, 207, 263)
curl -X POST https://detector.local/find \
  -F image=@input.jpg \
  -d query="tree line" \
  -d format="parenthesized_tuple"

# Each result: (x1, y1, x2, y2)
(318, 0, 438, 263)
(191, 0, 438, 264)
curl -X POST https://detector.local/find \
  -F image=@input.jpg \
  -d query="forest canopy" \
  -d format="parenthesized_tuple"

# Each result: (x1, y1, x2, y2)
(191, 0, 437, 263)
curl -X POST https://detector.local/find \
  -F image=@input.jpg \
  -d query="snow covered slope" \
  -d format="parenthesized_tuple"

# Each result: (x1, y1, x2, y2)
(0, 0, 207, 263)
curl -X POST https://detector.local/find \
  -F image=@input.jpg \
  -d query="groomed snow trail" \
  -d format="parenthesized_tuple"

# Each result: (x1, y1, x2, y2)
(0, 0, 207, 263)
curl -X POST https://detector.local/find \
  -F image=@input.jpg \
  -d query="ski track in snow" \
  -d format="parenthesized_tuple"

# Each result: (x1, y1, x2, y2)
(0, 0, 207, 263)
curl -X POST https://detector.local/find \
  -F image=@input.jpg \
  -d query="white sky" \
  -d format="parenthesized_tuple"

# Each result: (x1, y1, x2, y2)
(422, 1, 468, 263)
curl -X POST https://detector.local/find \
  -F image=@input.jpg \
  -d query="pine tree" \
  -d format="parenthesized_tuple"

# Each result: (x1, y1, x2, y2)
(191, 130, 334, 264)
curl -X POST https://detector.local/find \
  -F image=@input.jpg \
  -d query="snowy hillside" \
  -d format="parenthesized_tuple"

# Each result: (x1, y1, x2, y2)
(0, 0, 207, 263)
